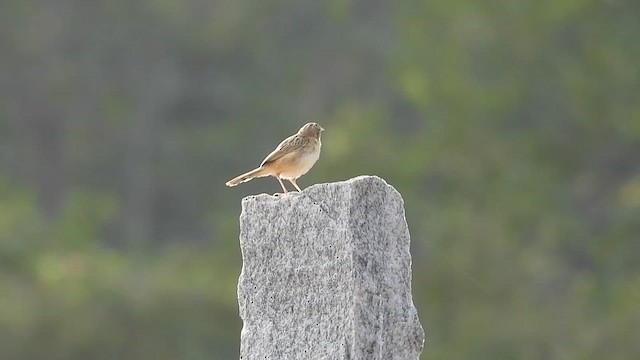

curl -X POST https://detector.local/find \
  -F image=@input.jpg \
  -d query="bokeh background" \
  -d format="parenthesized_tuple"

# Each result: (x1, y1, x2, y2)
(1, 0, 639, 359)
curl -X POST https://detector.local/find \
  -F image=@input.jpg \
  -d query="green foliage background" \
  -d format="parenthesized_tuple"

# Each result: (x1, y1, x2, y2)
(1, 0, 639, 359)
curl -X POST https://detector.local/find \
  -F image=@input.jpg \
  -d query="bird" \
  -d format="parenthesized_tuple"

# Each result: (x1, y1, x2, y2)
(225, 122, 324, 193)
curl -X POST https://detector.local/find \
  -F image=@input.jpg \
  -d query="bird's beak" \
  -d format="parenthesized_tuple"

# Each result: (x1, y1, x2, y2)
(320, 126, 325, 132)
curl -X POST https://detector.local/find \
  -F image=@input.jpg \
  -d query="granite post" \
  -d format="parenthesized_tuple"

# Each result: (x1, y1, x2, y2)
(237, 176, 425, 359)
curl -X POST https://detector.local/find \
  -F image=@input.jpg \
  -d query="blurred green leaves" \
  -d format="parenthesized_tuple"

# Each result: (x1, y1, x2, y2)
(0, 178, 239, 359)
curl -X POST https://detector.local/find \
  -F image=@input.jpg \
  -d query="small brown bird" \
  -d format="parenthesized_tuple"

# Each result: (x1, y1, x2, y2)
(225, 122, 324, 193)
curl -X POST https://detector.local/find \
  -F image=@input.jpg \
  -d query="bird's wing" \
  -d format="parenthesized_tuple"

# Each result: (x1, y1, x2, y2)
(260, 134, 309, 166)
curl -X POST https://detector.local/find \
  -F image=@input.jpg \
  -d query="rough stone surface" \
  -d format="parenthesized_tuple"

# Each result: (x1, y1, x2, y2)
(237, 176, 425, 359)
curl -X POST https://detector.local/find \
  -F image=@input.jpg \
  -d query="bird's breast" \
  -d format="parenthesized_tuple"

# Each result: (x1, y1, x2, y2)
(279, 140, 320, 180)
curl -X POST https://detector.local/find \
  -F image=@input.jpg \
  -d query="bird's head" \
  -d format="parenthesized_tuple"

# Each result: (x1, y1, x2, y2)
(298, 122, 324, 138)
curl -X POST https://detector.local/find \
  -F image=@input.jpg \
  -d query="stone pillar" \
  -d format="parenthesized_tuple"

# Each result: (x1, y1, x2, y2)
(237, 176, 425, 359)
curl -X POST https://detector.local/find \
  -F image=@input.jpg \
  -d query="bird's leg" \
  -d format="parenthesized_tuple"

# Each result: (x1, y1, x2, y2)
(289, 178, 303, 192)
(276, 177, 288, 193)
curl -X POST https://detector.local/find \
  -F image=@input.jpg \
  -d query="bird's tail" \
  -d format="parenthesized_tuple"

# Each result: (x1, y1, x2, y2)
(225, 167, 269, 187)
